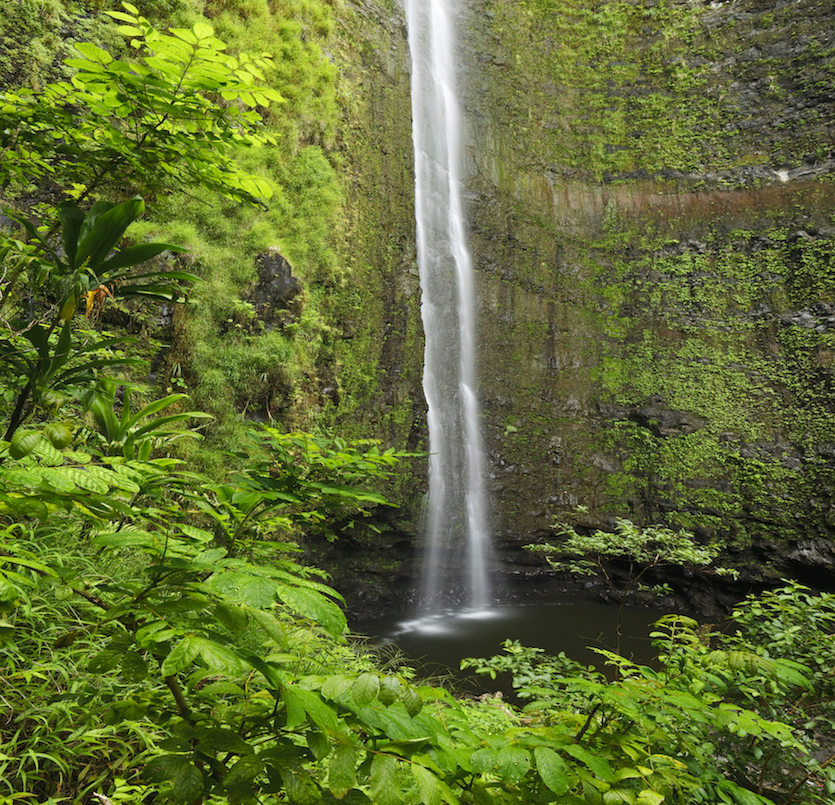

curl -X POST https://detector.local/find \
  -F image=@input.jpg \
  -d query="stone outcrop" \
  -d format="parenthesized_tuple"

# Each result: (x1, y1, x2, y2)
(247, 247, 302, 329)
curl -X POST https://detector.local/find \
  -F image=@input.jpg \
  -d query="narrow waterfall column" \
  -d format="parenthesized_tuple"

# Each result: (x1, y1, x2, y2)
(406, 0, 491, 610)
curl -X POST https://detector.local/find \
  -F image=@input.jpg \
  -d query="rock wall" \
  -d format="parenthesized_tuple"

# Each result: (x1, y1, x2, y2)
(321, 0, 835, 615)
(450, 0, 835, 588)
(326, 0, 427, 453)
(20, 0, 833, 611)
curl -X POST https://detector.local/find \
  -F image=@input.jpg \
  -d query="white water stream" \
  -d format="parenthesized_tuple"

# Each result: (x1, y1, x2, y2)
(406, 0, 491, 611)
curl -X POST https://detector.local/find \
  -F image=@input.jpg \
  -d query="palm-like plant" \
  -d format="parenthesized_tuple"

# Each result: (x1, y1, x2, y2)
(85, 380, 212, 460)
(0, 196, 198, 441)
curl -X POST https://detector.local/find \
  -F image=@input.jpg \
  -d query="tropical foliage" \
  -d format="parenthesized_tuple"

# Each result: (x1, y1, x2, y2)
(528, 516, 737, 603)
(3, 452, 834, 805)
(0, 3, 282, 206)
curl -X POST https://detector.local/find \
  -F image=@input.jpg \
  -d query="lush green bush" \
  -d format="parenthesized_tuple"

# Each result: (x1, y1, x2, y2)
(0, 421, 422, 803)
(2, 413, 833, 805)
(462, 602, 835, 805)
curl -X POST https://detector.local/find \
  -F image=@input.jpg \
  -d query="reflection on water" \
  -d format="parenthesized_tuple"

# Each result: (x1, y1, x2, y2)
(353, 599, 668, 690)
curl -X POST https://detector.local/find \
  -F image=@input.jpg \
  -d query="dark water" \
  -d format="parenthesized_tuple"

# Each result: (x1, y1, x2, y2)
(353, 598, 668, 692)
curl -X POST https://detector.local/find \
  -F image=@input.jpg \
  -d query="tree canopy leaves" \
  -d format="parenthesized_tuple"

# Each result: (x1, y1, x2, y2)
(0, 3, 282, 206)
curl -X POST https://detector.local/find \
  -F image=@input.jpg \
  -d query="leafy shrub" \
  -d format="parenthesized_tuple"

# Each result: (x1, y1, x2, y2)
(2, 420, 834, 804)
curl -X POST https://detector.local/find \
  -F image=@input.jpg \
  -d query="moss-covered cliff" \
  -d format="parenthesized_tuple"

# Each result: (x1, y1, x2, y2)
(457, 0, 835, 588)
(150, 0, 424, 466)
(0, 0, 424, 459)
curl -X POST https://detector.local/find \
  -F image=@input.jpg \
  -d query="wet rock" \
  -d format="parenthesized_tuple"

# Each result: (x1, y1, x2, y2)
(628, 404, 709, 437)
(246, 247, 302, 329)
(784, 540, 835, 587)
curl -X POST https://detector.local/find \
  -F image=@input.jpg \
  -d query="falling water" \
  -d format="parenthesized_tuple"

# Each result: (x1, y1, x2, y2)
(406, 0, 491, 611)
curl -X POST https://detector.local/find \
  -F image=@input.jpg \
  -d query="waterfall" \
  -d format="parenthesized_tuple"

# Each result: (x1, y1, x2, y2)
(406, 0, 491, 611)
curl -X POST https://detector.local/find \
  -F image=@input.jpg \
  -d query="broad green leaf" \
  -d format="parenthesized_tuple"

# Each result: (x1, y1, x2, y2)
(283, 686, 338, 732)
(196, 680, 245, 697)
(636, 791, 665, 805)
(194, 547, 227, 564)
(207, 572, 279, 607)
(321, 674, 352, 700)
(64, 450, 92, 464)
(160, 634, 199, 676)
(564, 745, 614, 782)
(121, 649, 149, 682)
(43, 422, 73, 450)
(279, 585, 346, 637)
(73, 42, 113, 65)
(97, 241, 188, 276)
(171, 762, 204, 804)
(62, 467, 109, 494)
(135, 620, 171, 643)
(241, 653, 286, 691)
(89, 649, 122, 673)
(2, 469, 42, 487)
(283, 685, 307, 730)
(193, 636, 245, 675)
(178, 524, 214, 542)
(603, 789, 636, 804)
(534, 746, 570, 796)
(247, 606, 289, 648)
(193, 21, 215, 39)
(32, 436, 66, 466)
(771, 658, 812, 690)
(496, 746, 530, 783)
(401, 684, 423, 717)
(169, 26, 198, 44)
(76, 200, 115, 257)
(195, 726, 252, 755)
(39, 468, 77, 493)
(371, 754, 403, 805)
(76, 196, 144, 271)
(58, 201, 85, 266)
(215, 602, 248, 634)
(308, 730, 331, 761)
(470, 748, 497, 774)
(9, 430, 42, 460)
(281, 766, 321, 805)
(722, 783, 771, 805)
(144, 753, 191, 783)
(379, 675, 403, 705)
(412, 763, 459, 805)
(106, 10, 141, 23)
(328, 744, 357, 799)
(223, 754, 264, 789)
(351, 673, 379, 706)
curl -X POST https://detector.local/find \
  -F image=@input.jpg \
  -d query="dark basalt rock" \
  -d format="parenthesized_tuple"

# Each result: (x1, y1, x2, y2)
(783, 540, 835, 588)
(600, 399, 709, 438)
(628, 404, 709, 438)
(247, 247, 302, 328)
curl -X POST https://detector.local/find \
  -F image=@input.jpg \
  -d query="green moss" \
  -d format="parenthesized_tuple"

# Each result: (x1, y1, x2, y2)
(479, 0, 715, 181)
(583, 214, 835, 544)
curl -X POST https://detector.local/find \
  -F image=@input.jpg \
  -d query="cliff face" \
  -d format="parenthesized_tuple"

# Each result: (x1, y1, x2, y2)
(328, 0, 425, 455)
(320, 0, 835, 613)
(448, 0, 835, 584)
